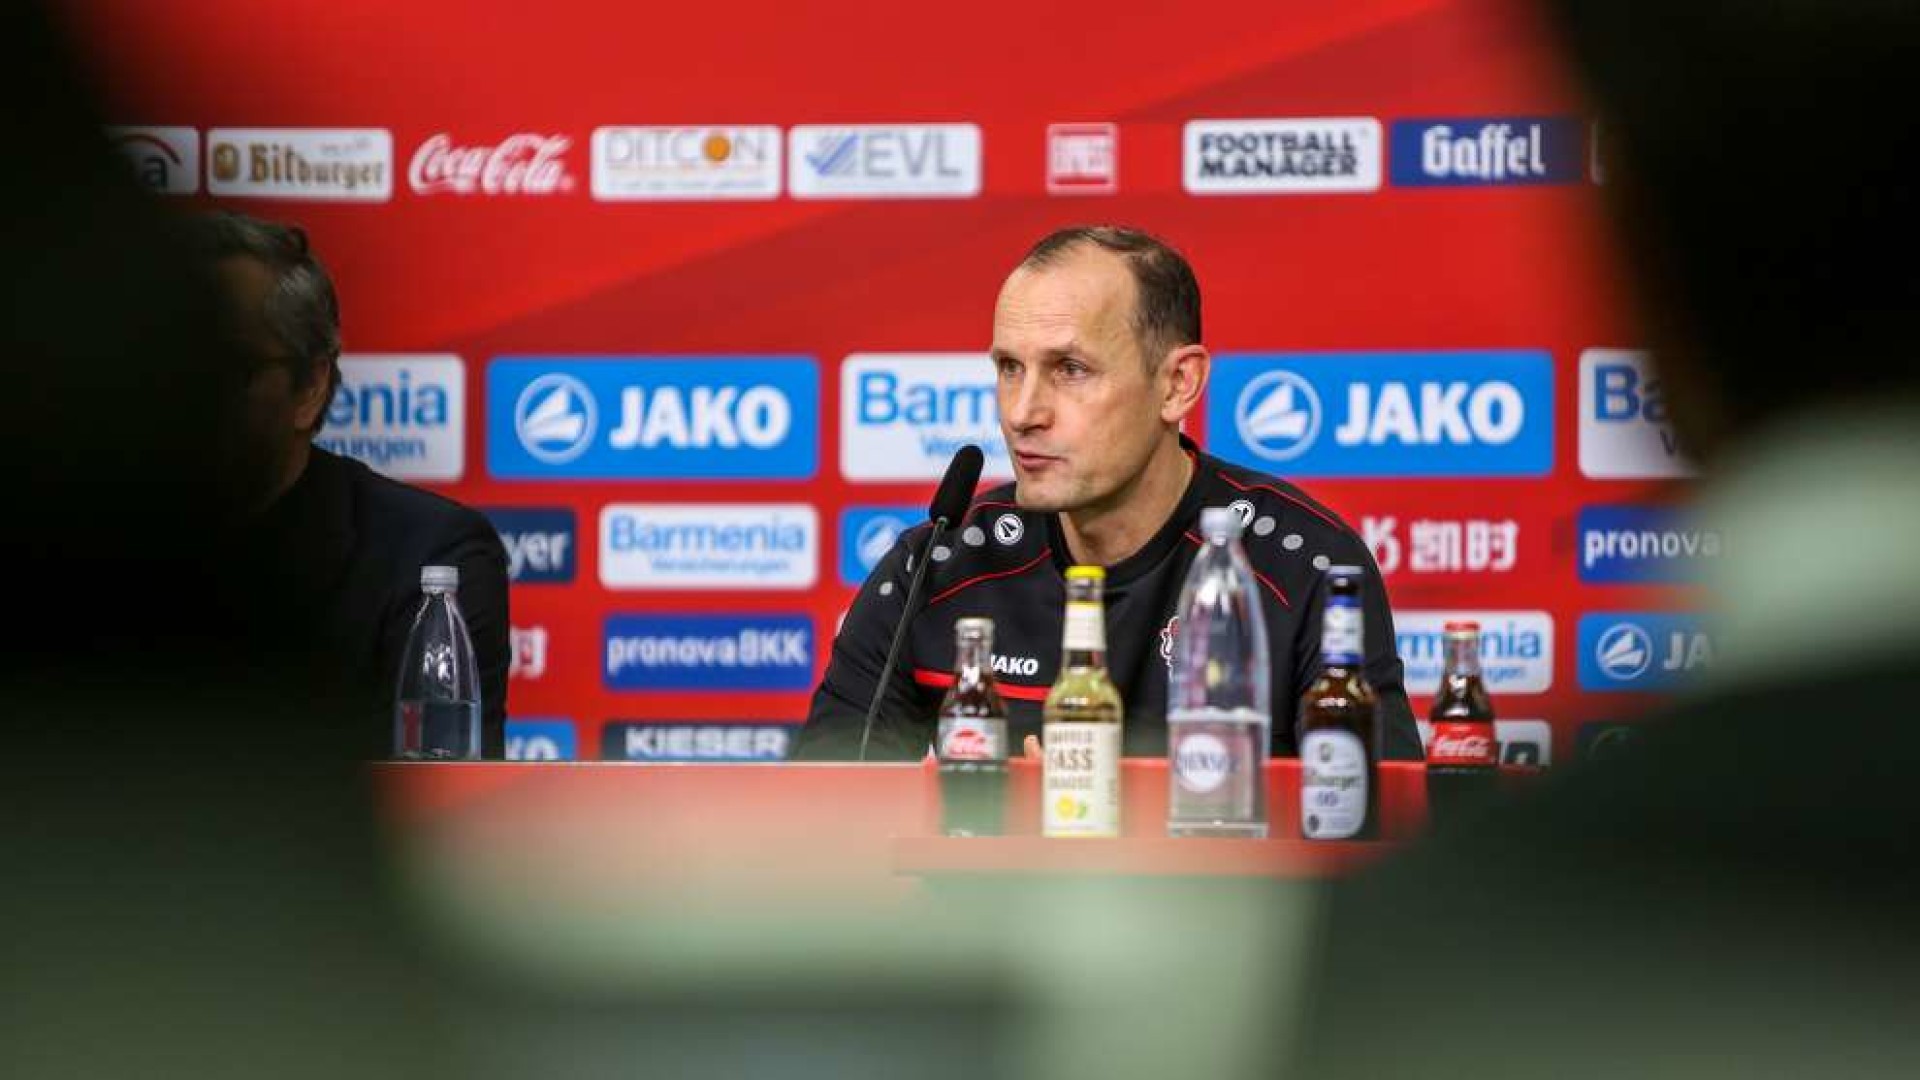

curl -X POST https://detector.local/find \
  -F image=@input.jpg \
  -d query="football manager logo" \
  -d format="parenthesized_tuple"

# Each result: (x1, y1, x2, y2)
(1234, 369, 1322, 462)
(515, 373, 597, 464)
(1594, 622, 1653, 681)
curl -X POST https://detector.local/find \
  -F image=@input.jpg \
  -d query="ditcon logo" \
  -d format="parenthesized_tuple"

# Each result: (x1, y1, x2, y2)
(1207, 352, 1553, 477)
(839, 506, 919, 585)
(1578, 612, 1715, 692)
(1577, 505, 1721, 585)
(788, 124, 981, 199)
(1394, 611, 1554, 695)
(1389, 118, 1584, 186)
(603, 614, 814, 691)
(487, 357, 818, 480)
(591, 125, 782, 201)
(839, 353, 1015, 481)
(483, 507, 576, 583)
(318, 354, 464, 481)
(599, 503, 818, 589)
(1578, 349, 1696, 479)
(505, 719, 577, 761)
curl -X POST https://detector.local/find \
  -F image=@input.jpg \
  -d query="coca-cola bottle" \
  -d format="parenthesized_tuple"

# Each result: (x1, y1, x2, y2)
(937, 617, 1010, 836)
(1426, 620, 1499, 828)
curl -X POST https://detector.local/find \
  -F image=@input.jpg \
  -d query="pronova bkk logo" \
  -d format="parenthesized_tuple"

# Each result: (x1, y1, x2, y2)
(603, 614, 814, 691)
(319, 354, 464, 481)
(488, 357, 818, 479)
(1208, 352, 1553, 477)
(1578, 505, 1721, 584)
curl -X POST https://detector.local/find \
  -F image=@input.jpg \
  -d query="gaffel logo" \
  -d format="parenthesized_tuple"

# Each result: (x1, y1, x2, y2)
(514, 373, 597, 464)
(107, 126, 200, 194)
(992, 513, 1024, 546)
(410, 133, 574, 196)
(1389, 118, 1584, 186)
(1594, 622, 1653, 681)
(1234, 370, 1322, 462)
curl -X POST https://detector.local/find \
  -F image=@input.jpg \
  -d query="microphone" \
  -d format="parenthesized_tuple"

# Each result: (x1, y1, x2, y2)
(859, 444, 984, 761)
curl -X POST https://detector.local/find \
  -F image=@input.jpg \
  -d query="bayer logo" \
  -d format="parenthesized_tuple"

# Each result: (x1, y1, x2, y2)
(854, 514, 909, 573)
(1595, 622, 1653, 681)
(1234, 370, 1321, 462)
(514, 373, 597, 464)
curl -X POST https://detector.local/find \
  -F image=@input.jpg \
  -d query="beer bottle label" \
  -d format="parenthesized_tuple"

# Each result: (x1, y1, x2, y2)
(1300, 729, 1368, 840)
(1062, 601, 1106, 653)
(1042, 721, 1121, 837)
(1322, 601, 1363, 666)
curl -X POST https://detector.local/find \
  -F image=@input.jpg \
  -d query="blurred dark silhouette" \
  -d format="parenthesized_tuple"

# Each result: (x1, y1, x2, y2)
(1294, 2, 1920, 1076)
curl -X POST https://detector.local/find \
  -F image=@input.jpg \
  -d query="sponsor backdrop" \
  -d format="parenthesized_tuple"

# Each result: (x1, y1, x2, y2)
(81, 0, 1699, 763)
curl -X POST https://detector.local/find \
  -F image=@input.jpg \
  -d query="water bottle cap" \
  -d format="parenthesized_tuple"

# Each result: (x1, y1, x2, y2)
(421, 565, 459, 591)
(1199, 506, 1243, 538)
(1324, 564, 1364, 578)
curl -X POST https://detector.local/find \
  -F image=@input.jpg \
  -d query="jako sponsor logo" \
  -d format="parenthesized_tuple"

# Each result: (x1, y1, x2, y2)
(484, 507, 577, 584)
(604, 722, 791, 762)
(1395, 611, 1553, 695)
(318, 354, 464, 481)
(410, 132, 573, 196)
(1389, 118, 1584, 186)
(108, 126, 199, 194)
(600, 504, 818, 589)
(506, 719, 577, 761)
(1578, 612, 1715, 692)
(603, 614, 814, 691)
(1208, 352, 1553, 477)
(1579, 348, 1696, 479)
(488, 357, 818, 480)
(839, 353, 1014, 481)
(789, 124, 981, 199)
(1578, 505, 1721, 584)
(1183, 117, 1382, 195)
(839, 506, 919, 585)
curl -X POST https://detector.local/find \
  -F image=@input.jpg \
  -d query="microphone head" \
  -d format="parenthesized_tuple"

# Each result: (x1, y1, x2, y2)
(928, 444, 984, 525)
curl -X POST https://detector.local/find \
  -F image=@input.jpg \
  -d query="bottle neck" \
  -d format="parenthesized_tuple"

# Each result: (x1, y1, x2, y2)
(1060, 599, 1107, 669)
(1321, 595, 1363, 667)
(955, 637, 994, 679)
(1442, 633, 1482, 678)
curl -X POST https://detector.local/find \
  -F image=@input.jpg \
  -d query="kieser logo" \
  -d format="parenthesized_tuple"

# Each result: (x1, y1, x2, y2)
(604, 723, 791, 762)
(600, 504, 818, 589)
(1395, 611, 1554, 695)
(1389, 118, 1584, 186)
(318, 355, 464, 481)
(1183, 118, 1382, 195)
(506, 719, 578, 761)
(838, 506, 918, 585)
(410, 132, 573, 196)
(1578, 613, 1715, 692)
(604, 614, 814, 691)
(591, 125, 781, 200)
(483, 507, 577, 583)
(489, 357, 818, 480)
(1233, 370, 1322, 462)
(1047, 122, 1117, 194)
(1579, 348, 1697, 479)
(205, 127, 392, 201)
(1210, 352, 1553, 478)
(839, 353, 1014, 481)
(107, 126, 200, 194)
(789, 124, 982, 199)
(1578, 505, 1721, 585)
(513, 373, 597, 464)
(1172, 731, 1232, 794)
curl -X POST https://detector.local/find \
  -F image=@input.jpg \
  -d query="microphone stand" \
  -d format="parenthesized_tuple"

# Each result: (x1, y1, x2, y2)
(857, 514, 953, 762)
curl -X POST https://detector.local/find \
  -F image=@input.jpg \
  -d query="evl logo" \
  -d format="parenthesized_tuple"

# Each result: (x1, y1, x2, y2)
(788, 124, 982, 198)
(839, 506, 920, 585)
(1578, 613, 1715, 692)
(483, 507, 576, 583)
(1208, 352, 1553, 477)
(505, 719, 577, 761)
(488, 357, 818, 480)
(1389, 118, 1584, 186)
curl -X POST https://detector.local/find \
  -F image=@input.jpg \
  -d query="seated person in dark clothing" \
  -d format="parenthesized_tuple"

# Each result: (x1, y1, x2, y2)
(195, 211, 510, 758)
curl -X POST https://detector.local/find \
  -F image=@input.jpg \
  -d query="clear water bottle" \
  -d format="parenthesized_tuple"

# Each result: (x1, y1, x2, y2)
(394, 565, 481, 760)
(1167, 506, 1272, 837)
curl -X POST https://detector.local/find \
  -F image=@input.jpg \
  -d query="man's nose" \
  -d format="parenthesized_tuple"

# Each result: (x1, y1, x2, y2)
(1003, 371, 1051, 432)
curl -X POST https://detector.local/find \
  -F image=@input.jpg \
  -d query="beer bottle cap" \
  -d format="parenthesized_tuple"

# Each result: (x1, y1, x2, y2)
(1065, 565, 1106, 582)
(1199, 506, 1243, 538)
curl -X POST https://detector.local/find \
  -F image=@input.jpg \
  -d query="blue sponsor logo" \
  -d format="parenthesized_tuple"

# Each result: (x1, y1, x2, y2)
(603, 613, 814, 691)
(1577, 612, 1715, 692)
(602, 722, 793, 762)
(487, 356, 818, 480)
(1208, 352, 1553, 477)
(506, 718, 577, 761)
(839, 505, 919, 585)
(484, 507, 577, 584)
(1389, 118, 1584, 186)
(1577, 505, 1721, 584)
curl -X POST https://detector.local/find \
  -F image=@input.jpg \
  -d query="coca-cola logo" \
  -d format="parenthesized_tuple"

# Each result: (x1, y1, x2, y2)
(409, 133, 574, 196)
(1428, 726, 1497, 765)
(942, 724, 1000, 761)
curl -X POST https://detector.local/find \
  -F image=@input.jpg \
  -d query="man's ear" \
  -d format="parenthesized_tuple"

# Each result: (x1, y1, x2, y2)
(1159, 344, 1209, 425)
(292, 360, 336, 432)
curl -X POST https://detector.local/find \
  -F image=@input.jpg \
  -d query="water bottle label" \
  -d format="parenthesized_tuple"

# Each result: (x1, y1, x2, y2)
(1062, 601, 1106, 653)
(1172, 729, 1232, 793)
(1042, 721, 1121, 837)
(1300, 729, 1368, 839)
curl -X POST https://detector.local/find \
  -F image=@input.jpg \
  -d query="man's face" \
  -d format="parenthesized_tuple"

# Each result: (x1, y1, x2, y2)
(216, 256, 310, 509)
(991, 246, 1173, 516)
